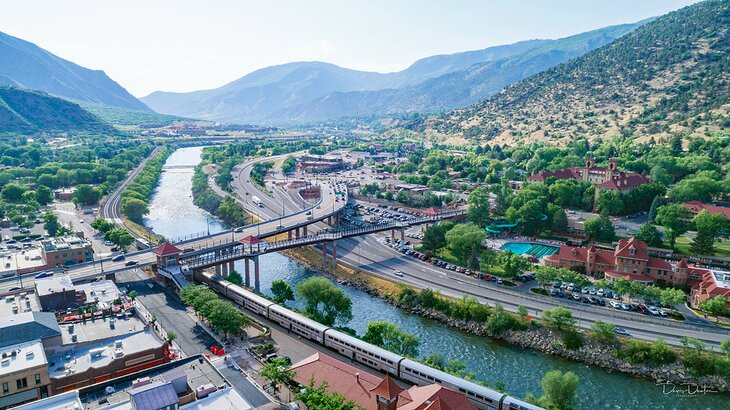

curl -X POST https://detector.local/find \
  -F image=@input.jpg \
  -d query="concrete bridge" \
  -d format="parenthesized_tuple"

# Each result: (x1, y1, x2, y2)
(171, 210, 465, 290)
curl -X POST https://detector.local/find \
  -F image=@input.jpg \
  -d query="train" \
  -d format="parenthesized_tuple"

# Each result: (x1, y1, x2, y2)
(251, 195, 264, 207)
(195, 269, 542, 410)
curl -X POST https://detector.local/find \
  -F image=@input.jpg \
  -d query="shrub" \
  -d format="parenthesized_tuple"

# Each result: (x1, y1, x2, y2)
(562, 329, 584, 350)
(617, 339, 677, 366)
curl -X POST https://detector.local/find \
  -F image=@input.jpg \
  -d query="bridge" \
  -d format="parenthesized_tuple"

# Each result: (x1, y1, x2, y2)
(162, 164, 197, 169)
(174, 211, 465, 288)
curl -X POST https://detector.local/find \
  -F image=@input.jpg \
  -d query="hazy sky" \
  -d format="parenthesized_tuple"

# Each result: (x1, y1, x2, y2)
(1, 0, 698, 97)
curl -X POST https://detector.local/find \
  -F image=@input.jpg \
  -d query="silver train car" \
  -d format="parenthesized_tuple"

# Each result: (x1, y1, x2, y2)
(195, 270, 542, 410)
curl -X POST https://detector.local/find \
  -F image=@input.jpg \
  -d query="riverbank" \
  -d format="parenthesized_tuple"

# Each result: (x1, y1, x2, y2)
(283, 246, 730, 393)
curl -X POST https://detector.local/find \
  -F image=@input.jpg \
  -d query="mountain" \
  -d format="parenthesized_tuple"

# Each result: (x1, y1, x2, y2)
(277, 22, 643, 122)
(0, 85, 115, 135)
(0, 31, 150, 111)
(411, 0, 730, 146)
(143, 28, 635, 124)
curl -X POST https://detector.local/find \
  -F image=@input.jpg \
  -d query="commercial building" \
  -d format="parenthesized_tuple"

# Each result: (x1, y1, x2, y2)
(296, 154, 347, 173)
(40, 237, 94, 270)
(0, 340, 51, 408)
(690, 267, 730, 308)
(291, 352, 477, 410)
(53, 188, 76, 202)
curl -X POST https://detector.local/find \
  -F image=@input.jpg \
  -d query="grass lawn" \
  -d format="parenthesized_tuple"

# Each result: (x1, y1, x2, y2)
(670, 237, 730, 258)
(433, 248, 506, 276)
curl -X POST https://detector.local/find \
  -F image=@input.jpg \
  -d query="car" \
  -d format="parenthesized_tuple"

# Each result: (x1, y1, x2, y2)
(305, 211, 312, 215)
(20, 237, 32, 243)
(587, 297, 597, 304)
(6, 239, 16, 244)
(210, 345, 225, 356)
(549, 289, 558, 297)
(552, 281, 561, 288)
(79, 219, 85, 224)
(556, 289, 564, 297)
(104, 240, 115, 246)
(111, 254, 126, 262)
(621, 303, 631, 311)
(588, 289, 597, 295)
(35, 271, 53, 279)
(615, 327, 631, 336)
(234, 227, 245, 232)
(307, 216, 313, 220)
(497, 278, 505, 285)
(610, 301, 621, 309)
(597, 289, 604, 297)
(597, 299, 606, 306)
(125, 261, 138, 266)
(393, 270, 403, 277)
(572, 294, 581, 301)
(276, 225, 285, 229)
(490, 276, 497, 282)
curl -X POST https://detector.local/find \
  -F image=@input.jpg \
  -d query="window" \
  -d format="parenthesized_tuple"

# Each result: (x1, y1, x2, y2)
(16, 378, 27, 389)
(35, 374, 41, 385)
(2, 382, 8, 393)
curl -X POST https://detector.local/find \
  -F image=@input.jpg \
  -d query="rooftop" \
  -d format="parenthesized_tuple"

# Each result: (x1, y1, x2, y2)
(42, 236, 92, 253)
(35, 275, 75, 297)
(0, 311, 61, 348)
(0, 291, 41, 316)
(80, 355, 229, 410)
(49, 329, 162, 379)
(76, 280, 121, 309)
(10, 390, 83, 410)
(59, 315, 146, 345)
(711, 269, 730, 289)
(0, 247, 46, 274)
(0, 339, 47, 377)
(181, 387, 251, 410)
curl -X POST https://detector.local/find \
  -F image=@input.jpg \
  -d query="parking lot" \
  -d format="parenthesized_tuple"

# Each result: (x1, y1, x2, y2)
(546, 280, 672, 318)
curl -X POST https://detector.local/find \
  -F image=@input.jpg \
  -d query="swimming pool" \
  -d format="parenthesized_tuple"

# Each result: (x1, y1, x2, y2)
(501, 242, 558, 258)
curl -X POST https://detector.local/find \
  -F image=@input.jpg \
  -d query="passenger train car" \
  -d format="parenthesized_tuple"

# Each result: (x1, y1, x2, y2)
(195, 270, 542, 410)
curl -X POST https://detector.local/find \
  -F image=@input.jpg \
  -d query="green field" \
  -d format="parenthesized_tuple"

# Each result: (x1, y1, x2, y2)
(671, 237, 730, 258)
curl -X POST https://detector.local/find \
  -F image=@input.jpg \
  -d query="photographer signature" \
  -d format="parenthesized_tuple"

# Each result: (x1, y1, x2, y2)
(657, 381, 719, 396)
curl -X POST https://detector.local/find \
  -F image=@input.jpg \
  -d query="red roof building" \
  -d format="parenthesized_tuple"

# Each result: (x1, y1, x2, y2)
(544, 237, 700, 286)
(689, 268, 730, 308)
(152, 242, 182, 268)
(290, 353, 477, 410)
(682, 200, 730, 220)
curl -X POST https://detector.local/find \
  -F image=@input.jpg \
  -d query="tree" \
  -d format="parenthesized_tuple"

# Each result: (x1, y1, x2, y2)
(228, 270, 243, 286)
(297, 277, 353, 326)
(105, 228, 135, 251)
(363, 321, 420, 357)
(444, 223, 486, 265)
(658, 288, 685, 309)
(596, 190, 623, 216)
(35, 185, 53, 205)
(690, 210, 727, 255)
(261, 357, 296, 393)
(515, 199, 547, 235)
(498, 251, 530, 278)
(590, 321, 617, 344)
(271, 279, 295, 305)
(421, 221, 454, 252)
(166, 331, 176, 343)
(121, 198, 149, 223)
(698, 296, 728, 322)
(538, 370, 579, 410)
(550, 208, 568, 232)
(128, 290, 138, 301)
(467, 187, 492, 227)
(74, 184, 101, 205)
(583, 216, 614, 242)
(541, 306, 575, 330)
(648, 195, 663, 222)
(205, 299, 251, 340)
(655, 204, 690, 247)
(43, 212, 59, 236)
(721, 340, 730, 356)
(635, 224, 663, 247)
(1, 183, 26, 202)
(91, 218, 115, 233)
(297, 379, 362, 410)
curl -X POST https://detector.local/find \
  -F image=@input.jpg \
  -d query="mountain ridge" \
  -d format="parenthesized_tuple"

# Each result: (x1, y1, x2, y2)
(0, 31, 150, 112)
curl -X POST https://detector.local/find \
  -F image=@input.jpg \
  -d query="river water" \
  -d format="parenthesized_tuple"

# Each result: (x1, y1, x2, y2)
(145, 147, 725, 409)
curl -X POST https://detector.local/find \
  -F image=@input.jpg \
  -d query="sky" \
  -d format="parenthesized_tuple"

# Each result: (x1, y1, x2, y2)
(1, 0, 699, 97)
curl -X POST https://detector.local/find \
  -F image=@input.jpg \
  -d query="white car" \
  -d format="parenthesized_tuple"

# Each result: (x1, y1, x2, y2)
(393, 270, 404, 277)
(79, 219, 85, 223)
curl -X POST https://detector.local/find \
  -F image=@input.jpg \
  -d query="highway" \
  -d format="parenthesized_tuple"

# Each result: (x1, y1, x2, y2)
(227, 159, 730, 350)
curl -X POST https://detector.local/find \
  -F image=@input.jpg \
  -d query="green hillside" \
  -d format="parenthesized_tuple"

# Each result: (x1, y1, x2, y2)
(0, 86, 116, 135)
(412, 0, 730, 146)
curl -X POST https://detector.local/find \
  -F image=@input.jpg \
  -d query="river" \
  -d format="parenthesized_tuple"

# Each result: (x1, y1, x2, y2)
(145, 147, 725, 409)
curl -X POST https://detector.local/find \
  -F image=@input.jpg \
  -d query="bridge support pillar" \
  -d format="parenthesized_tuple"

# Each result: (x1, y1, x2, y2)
(215, 264, 222, 276)
(228, 261, 235, 277)
(391, 229, 395, 240)
(222, 263, 228, 277)
(244, 258, 250, 287)
(400, 230, 405, 241)
(331, 241, 337, 269)
(335, 213, 340, 226)
(296, 227, 300, 238)
(254, 256, 260, 291)
(321, 242, 328, 268)
(303, 225, 308, 236)
(288, 230, 293, 240)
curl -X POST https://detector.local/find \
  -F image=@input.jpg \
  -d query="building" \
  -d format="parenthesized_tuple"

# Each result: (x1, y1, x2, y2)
(544, 237, 730, 291)
(291, 353, 477, 410)
(528, 158, 650, 209)
(0, 312, 62, 350)
(297, 154, 346, 173)
(52, 188, 76, 202)
(682, 200, 730, 220)
(35, 276, 121, 313)
(40, 237, 94, 270)
(0, 340, 51, 408)
(690, 267, 730, 308)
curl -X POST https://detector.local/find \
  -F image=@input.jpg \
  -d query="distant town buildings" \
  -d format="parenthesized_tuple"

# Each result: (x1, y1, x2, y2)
(296, 154, 348, 173)
(682, 200, 730, 220)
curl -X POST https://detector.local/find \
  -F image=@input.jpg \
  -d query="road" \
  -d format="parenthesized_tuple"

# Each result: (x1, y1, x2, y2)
(227, 157, 730, 350)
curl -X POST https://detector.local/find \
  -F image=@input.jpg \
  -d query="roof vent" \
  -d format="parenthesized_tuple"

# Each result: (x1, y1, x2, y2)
(26, 351, 33, 359)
